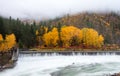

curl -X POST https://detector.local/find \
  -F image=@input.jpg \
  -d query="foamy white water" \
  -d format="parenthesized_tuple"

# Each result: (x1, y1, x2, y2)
(1, 55, 120, 76)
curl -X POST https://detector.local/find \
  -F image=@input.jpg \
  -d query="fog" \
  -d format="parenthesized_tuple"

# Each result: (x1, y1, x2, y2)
(0, 0, 120, 20)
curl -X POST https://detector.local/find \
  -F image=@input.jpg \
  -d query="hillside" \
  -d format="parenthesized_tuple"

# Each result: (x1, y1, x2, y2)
(39, 12, 120, 45)
(0, 12, 120, 48)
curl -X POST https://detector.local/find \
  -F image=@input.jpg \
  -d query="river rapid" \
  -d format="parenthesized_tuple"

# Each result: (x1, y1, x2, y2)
(0, 54, 120, 76)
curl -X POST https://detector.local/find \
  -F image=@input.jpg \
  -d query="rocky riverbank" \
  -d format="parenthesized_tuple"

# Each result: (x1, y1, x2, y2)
(0, 48, 18, 71)
(0, 60, 16, 71)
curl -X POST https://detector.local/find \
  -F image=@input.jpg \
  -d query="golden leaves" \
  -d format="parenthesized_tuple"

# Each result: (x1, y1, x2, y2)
(61, 26, 82, 47)
(36, 30, 39, 36)
(43, 27, 58, 47)
(81, 28, 104, 48)
(38, 26, 104, 48)
(0, 33, 16, 52)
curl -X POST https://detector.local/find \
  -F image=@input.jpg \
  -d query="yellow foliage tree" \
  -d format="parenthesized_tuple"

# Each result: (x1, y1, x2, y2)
(36, 30, 39, 36)
(0, 33, 16, 52)
(0, 34, 3, 41)
(98, 35, 104, 47)
(5, 34, 16, 50)
(61, 26, 82, 47)
(36, 26, 48, 46)
(0, 34, 4, 52)
(43, 27, 58, 47)
(81, 28, 104, 48)
(42, 26, 104, 48)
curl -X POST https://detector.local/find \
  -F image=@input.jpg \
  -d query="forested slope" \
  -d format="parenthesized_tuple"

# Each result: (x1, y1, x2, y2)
(42, 12, 120, 45)
(0, 12, 120, 48)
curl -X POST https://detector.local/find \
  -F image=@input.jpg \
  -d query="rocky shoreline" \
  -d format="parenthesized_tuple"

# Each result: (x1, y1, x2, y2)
(0, 48, 18, 71)
(0, 60, 16, 71)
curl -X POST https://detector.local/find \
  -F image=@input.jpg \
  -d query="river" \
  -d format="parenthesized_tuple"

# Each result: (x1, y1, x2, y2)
(0, 53, 120, 76)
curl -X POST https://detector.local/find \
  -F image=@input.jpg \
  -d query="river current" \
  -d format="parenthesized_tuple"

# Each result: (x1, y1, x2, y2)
(0, 54, 120, 76)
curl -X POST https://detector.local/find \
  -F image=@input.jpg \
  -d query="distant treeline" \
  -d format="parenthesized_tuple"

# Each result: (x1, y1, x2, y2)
(0, 12, 120, 48)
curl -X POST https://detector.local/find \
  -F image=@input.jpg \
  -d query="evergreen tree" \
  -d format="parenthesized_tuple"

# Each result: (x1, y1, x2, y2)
(0, 17, 5, 39)
(57, 22, 63, 47)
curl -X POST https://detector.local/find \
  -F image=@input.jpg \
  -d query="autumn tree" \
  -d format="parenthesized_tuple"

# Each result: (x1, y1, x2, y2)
(43, 27, 58, 47)
(5, 34, 16, 51)
(0, 33, 16, 52)
(81, 28, 104, 48)
(61, 26, 82, 47)
(36, 26, 48, 46)
(0, 34, 4, 52)
(41, 25, 104, 48)
(98, 35, 104, 47)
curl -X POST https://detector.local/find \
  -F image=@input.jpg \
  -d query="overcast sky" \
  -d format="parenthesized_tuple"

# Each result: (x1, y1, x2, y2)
(0, 0, 120, 20)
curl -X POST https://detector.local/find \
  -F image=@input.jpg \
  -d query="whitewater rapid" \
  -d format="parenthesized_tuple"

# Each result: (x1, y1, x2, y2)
(1, 55, 120, 76)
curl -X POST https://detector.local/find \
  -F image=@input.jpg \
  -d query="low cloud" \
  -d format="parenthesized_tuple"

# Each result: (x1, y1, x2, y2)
(0, 0, 120, 20)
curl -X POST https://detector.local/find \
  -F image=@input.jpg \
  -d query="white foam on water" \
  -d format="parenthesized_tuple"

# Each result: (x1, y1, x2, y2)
(0, 55, 120, 76)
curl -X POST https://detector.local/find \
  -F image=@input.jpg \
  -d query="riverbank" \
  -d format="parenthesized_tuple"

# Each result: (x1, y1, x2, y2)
(29, 44, 120, 52)
(0, 60, 16, 72)
(0, 48, 18, 71)
(29, 47, 120, 52)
